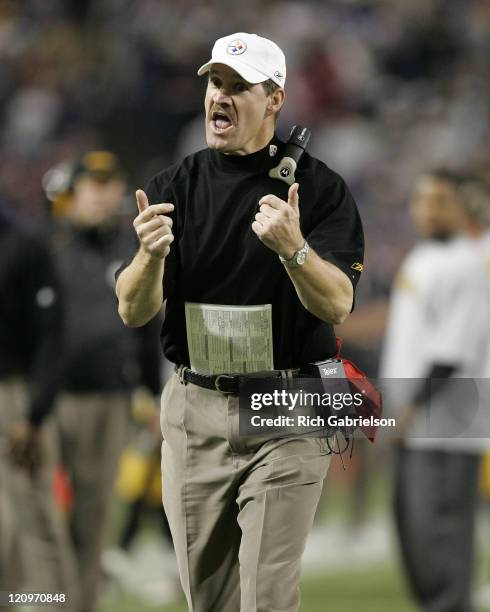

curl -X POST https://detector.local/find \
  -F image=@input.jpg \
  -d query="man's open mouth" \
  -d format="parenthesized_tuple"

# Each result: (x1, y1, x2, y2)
(211, 110, 234, 133)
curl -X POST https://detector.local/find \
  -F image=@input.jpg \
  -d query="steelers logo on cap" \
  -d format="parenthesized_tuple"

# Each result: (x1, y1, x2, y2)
(227, 40, 247, 55)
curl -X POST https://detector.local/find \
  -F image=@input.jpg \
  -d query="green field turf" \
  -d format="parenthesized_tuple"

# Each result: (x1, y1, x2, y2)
(102, 455, 490, 612)
(99, 562, 490, 612)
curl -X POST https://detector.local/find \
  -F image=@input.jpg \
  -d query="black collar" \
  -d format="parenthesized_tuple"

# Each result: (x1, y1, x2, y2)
(208, 135, 283, 174)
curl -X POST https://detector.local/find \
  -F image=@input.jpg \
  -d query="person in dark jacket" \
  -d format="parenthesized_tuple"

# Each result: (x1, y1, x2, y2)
(0, 208, 78, 611)
(45, 151, 162, 612)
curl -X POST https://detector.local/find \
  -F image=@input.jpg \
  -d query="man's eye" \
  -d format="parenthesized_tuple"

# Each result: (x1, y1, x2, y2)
(234, 83, 247, 93)
(210, 78, 221, 88)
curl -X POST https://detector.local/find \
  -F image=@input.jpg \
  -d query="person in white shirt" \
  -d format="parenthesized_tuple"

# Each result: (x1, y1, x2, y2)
(381, 170, 490, 612)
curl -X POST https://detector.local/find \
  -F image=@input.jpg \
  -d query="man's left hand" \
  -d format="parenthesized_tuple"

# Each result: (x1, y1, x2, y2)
(8, 419, 43, 476)
(252, 183, 304, 259)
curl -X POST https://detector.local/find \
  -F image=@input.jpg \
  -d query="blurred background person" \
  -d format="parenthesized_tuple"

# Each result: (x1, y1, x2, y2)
(0, 207, 78, 610)
(43, 151, 163, 612)
(101, 381, 181, 606)
(381, 171, 490, 612)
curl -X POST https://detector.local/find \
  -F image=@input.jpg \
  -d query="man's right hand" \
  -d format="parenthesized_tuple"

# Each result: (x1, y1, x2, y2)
(134, 190, 174, 259)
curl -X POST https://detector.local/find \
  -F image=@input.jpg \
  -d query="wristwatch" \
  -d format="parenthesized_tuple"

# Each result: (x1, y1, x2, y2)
(279, 241, 310, 268)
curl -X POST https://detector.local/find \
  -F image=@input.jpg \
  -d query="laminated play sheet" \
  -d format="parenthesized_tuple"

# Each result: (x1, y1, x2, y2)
(184, 302, 274, 374)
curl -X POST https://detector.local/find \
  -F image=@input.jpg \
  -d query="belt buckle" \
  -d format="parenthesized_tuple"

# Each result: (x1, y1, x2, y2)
(177, 365, 189, 385)
(214, 374, 235, 395)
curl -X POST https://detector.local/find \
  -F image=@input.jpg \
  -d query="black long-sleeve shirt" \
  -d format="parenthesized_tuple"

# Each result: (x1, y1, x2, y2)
(0, 213, 64, 426)
(51, 221, 162, 395)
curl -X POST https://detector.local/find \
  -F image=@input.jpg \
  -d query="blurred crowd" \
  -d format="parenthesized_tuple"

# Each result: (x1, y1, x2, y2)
(1, 0, 489, 293)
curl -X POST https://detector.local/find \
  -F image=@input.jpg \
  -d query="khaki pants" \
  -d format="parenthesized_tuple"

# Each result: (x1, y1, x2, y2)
(53, 392, 130, 612)
(0, 379, 79, 612)
(161, 373, 331, 612)
(0, 434, 23, 603)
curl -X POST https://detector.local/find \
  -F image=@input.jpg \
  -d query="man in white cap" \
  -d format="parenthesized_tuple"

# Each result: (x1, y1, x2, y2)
(116, 32, 364, 611)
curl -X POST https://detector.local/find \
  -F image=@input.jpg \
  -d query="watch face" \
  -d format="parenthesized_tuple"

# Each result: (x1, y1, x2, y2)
(297, 250, 307, 265)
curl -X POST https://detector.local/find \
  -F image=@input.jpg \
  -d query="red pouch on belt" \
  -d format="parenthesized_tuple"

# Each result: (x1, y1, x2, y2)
(334, 338, 383, 443)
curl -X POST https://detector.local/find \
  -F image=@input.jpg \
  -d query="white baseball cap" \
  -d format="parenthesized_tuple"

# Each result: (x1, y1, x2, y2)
(197, 32, 286, 87)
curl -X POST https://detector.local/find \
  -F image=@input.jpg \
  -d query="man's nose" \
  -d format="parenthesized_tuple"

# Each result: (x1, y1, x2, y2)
(212, 88, 231, 104)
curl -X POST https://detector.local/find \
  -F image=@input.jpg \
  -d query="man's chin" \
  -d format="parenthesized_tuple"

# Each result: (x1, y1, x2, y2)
(206, 135, 235, 153)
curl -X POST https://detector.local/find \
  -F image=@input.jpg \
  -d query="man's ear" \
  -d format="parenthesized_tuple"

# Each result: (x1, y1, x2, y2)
(266, 88, 285, 117)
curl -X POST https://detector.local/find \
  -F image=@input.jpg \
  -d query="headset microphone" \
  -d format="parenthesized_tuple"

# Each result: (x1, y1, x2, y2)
(269, 125, 311, 185)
